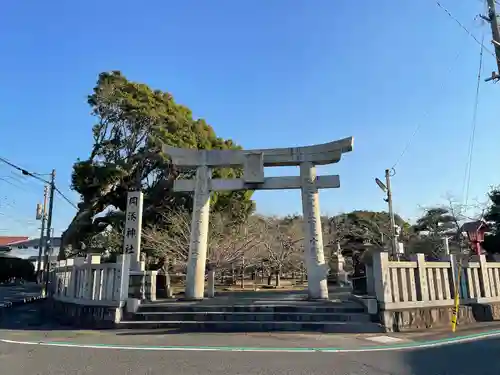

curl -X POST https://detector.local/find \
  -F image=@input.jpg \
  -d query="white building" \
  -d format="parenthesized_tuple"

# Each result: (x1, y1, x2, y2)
(26, 255, 59, 272)
(11, 237, 62, 269)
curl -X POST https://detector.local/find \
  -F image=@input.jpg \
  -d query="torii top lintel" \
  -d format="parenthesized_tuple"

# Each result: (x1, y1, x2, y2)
(162, 137, 354, 167)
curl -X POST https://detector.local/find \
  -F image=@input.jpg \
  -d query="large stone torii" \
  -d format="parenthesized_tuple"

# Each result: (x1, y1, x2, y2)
(163, 136, 354, 300)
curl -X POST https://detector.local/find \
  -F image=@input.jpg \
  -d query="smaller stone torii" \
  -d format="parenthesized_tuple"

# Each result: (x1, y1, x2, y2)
(163, 137, 354, 300)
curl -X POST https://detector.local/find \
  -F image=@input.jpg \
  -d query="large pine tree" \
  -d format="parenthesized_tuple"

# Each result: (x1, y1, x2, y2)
(61, 71, 255, 257)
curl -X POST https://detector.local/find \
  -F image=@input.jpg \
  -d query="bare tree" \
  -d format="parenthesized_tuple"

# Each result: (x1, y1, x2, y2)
(259, 216, 304, 287)
(207, 213, 265, 268)
(142, 209, 267, 291)
(142, 209, 191, 265)
(408, 194, 488, 258)
(141, 209, 192, 297)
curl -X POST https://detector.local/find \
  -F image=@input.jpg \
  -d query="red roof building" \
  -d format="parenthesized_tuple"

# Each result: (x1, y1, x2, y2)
(0, 236, 30, 246)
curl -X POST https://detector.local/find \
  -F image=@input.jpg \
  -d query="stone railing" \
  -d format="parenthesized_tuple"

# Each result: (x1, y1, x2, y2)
(51, 254, 130, 307)
(129, 270, 158, 301)
(371, 252, 500, 310)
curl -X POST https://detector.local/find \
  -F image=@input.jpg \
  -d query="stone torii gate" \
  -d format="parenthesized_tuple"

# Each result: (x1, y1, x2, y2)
(163, 137, 353, 300)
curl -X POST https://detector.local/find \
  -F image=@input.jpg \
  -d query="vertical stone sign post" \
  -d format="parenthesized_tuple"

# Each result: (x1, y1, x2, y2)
(164, 137, 353, 300)
(123, 191, 144, 271)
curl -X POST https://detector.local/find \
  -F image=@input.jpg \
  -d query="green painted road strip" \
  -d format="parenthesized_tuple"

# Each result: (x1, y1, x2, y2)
(3, 329, 500, 353)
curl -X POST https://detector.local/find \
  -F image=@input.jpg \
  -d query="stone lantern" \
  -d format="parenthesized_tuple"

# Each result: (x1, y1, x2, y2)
(329, 242, 346, 285)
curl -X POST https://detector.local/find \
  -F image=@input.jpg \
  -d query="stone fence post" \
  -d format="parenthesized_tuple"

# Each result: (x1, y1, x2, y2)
(73, 257, 85, 299)
(365, 264, 375, 295)
(410, 253, 428, 302)
(206, 263, 216, 298)
(144, 271, 157, 301)
(372, 251, 391, 304)
(471, 254, 491, 299)
(84, 254, 101, 300)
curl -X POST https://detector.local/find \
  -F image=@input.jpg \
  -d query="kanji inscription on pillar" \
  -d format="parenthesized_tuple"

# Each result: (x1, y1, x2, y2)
(123, 191, 143, 270)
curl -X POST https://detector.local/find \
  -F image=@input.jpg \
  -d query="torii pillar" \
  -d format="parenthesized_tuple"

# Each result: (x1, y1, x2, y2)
(164, 137, 354, 300)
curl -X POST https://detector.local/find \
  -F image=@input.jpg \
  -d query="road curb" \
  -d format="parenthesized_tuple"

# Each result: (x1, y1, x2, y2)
(2, 328, 500, 353)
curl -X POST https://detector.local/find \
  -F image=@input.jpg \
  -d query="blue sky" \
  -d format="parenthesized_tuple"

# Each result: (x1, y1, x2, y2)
(0, 0, 499, 238)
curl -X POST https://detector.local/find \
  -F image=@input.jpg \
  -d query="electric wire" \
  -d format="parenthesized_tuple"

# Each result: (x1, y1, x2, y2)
(0, 156, 78, 210)
(0, 194, 40, 228)
(0, 174, 45, 196)
(435, 1, 499, 64)
(0, 212, 37, 229)
(390, 48, 464, 170)
(391, 2, 492, 170)
(0, 157, 49, 185)
(0, 176, 22, 190)
(462, 33, 484, 206)
(54, 186, 78, 210)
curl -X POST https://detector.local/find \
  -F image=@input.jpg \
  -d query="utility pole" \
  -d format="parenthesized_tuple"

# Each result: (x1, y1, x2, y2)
(375, 169, 399, 260)
(43, 169, 56, 293)
(483, 0, 500, 81)
(385, 169, 399, 261)
(36, 185, 49, 283)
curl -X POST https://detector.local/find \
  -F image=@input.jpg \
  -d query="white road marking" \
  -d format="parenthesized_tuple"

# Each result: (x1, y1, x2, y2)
(2, 330, 500, 353)
(365, 336, 404, 344)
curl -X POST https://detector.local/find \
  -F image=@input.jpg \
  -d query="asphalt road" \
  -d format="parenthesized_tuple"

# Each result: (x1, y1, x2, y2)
(1, 337, 499, 375)
(1, 303, 500, 374)
(0, 283, 42, 305)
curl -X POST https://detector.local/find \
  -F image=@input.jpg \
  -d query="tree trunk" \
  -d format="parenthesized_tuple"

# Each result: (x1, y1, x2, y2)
(275, 269, 281, 287)
(231, 263, 236, 285)
(267, 274, 272, 286)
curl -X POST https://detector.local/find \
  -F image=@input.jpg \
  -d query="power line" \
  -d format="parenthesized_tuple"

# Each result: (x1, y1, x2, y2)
(54, 186, 78, 210)
(0, 212, 37, 228)
(0, 157, 49, 185)
(391, 3, 494, 170)
(0, 176, 22, 189)
(0, 156, 78, 210)
(435, 1, 499, 64)
(0, 174, 45, 196)
(0, 197, 39, 226)
(390, 48, 464, 170)
(462, 32, 485, 206)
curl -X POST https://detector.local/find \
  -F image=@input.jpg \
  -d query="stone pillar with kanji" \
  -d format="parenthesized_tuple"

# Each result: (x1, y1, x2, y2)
(123, 191, 144, 271)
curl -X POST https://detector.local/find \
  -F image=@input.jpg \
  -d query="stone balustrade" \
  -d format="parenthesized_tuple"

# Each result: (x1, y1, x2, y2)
(51, 254, 131, 306)
(369, 252, 500, 331)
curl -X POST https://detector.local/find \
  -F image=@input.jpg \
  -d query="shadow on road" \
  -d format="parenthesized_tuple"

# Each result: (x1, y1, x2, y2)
(0, 301, 77, 331)
(0, 284, 43, 305)
(401, 336, 500, 375)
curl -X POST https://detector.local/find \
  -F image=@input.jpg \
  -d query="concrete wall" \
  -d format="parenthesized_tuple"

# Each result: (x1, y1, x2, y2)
(370, 252, 500, 332)
(46, 299, 122, 329)
(381, 303, 500, 332)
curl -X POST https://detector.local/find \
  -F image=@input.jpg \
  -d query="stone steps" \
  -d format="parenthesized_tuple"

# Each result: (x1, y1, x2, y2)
(119, 297, 383, 333)
(120, 288, 382, 333)
(138, 302, 365, 314)
(117, 320, 384, 333)
(132, 311, 371, 323)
